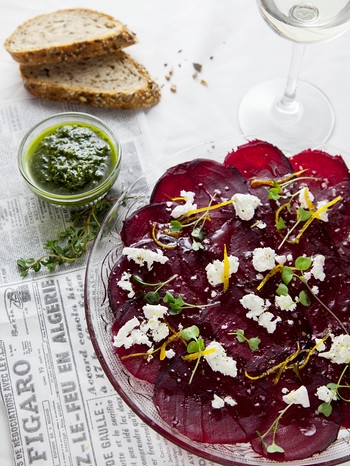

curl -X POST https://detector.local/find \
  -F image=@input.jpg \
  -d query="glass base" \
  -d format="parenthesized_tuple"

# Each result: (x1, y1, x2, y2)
(238, 78, 335, 151)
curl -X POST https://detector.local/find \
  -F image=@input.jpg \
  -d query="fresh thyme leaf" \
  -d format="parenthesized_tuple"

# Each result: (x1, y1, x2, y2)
(16, 197, 113, 276)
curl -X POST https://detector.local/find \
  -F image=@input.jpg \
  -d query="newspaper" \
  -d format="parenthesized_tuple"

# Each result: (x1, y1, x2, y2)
(0, 97, 217, 466)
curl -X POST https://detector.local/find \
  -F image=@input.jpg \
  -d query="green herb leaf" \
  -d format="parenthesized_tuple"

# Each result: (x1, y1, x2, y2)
(276, 283, 289, 296)
(282, 266, 294, 285)
(267, 443, 285, 454)
(299, 290, 311, 306)
(181, 325, 200, 341)
(318, 402, 332, 417)
(170, 220, 183, 232)
(297, 207, 312, 222)
(295, 256, 312, 271)
(144, 291, 160, 305)
(248, 337, 261, 351)
(276, 217, 286, 230)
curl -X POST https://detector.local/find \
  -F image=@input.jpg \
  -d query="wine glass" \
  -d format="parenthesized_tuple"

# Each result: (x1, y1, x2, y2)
(238, 0, 350, 149)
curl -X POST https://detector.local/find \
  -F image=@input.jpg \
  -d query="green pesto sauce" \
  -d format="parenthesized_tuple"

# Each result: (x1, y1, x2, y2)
(26, 123, 117, 195)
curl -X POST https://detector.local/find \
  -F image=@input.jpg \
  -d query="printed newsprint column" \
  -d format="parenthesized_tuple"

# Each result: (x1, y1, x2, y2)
(0, 98, 217, 466)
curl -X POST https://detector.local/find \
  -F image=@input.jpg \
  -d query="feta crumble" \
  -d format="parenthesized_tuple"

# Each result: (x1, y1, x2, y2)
(258, 311, 281, 334)
(252, 247, 277, 272)
(282, 385, 310, 408)
(211, 394, 237, 409)
(122, 247, 168, 270)
(113, 304, 170, 349)
(319, 334, 350, 364)
(240, 293, 270, 319)
(204, 341, 237, 377)
(117, 271, 135, 298)
(275, 294, 297, 312)
(316, 199, 330, 222)
(231, 193, 261, 221)
(316, 385, 338, 403)
(205, 255, 239, 286)
(170, 190, 197, 218)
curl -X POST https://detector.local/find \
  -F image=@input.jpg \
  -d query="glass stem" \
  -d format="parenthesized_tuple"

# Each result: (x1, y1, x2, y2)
(277, 42, 305, 114)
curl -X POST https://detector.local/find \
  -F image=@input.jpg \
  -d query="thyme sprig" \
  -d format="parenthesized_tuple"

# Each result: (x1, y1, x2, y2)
(17, 197, 113, 277)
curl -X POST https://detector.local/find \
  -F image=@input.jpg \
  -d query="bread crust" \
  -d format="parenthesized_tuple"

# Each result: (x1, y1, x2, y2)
(20, 52, 161, 109)
(4, 8, 137, 65)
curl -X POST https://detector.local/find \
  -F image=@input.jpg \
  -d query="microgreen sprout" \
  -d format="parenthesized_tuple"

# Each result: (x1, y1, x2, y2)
(229, 329, 261, 351)
(17, 197, 113, 276)
(133, 275, 211, 314)
(318, 364, 350, 417)
(257, 404, 293, 454)
(181, 325, 205, 383)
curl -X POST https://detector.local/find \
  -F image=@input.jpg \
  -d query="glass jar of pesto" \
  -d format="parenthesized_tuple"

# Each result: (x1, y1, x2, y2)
(18, 112, 122, 208)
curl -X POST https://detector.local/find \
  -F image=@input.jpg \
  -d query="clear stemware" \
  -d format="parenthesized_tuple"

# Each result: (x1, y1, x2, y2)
(238, 1, 350, 150)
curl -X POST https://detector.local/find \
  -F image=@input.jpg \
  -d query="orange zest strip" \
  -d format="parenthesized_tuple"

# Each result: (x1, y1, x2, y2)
(298, 333, 330, 370)
(182, 347, 216, 361)
(245, 343, 301, 384)
(151, 224, 177, 249)
(159, 332, 181, 360)
(250, 169, 308, 188)
(185, 199, 233, 217)
(293, 196, 342, 243)
(223, 244, 230, 292)
(303, 187, 315, 212)
(257, 263, 284, 291)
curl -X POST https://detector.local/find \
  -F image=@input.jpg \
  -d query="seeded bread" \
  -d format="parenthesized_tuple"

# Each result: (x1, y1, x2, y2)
(4, 9, 137, 65)
(20, 51, 161, 109)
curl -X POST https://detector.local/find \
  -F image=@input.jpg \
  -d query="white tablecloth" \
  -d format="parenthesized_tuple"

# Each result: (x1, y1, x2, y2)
(1, 0, 350, 464)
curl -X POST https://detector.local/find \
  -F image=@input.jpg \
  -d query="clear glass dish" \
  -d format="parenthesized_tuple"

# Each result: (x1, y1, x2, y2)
(84, 135, 350, 466)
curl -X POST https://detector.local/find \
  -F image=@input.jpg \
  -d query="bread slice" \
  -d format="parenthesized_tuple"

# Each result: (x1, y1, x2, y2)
(20, 51, 161, 109)
(4, 8, 137, 65)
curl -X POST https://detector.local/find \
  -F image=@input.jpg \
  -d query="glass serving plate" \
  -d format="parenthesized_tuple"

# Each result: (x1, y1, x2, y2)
(84, 135, 350, 466)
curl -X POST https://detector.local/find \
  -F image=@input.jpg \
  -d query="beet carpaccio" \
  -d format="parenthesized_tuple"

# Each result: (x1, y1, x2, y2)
(108, 140, 350, 462)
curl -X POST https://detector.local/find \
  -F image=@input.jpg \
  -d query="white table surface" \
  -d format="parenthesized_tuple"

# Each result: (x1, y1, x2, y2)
(1, 0, 350, 465)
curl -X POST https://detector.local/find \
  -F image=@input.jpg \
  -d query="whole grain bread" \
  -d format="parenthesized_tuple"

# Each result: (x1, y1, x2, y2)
(4, 9, 137, 65)
(20, 51, 161, 109)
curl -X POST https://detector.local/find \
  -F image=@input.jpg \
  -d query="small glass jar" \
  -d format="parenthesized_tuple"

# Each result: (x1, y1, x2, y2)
(18, 112, 122, 208)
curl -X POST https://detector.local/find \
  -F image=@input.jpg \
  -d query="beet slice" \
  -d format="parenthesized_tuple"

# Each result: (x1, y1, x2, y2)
(153, 354, 269, 444)
(224, 139, 293, 180)
(290, 149, 350, 253)
(250, 370, 343, 461)
(150, 158, 247, 205)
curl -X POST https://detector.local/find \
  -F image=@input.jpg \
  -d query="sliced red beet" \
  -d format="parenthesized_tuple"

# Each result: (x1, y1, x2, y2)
(224, 139, 293, 180)
(250, 371, 343, 461)
(290, 149, 350, 253)
(153, 355, 269, 444)
(150, 158, 247, 205)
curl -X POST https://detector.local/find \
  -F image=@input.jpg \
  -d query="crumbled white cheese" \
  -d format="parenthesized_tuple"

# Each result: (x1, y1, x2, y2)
(282, 385, 310, 408)
(205, 255, 239, 286)
(212, 394, 225, 409)
(299, 187, 314, 209)
(256, 221, 267, 229)
(319, 334, 350, 364)
(240, 293, 270, 319)
(275, 255, 287, 264)
(122, 247, 168, 270)
(224, 395, 237, 406)
(258, 311, 281, 334)
(316, 385, 338, 403)
(275, 294, 297, 312)
(240, 293, 279, 332)
(117, 271, 135, 298)
(252, 247, 277, 272)
(315, 338, 326, 352)
(113, 304, 169, 349)
(165, 349, 176, 359)
(211, 394, 237, 409)
(204, 341, 237, 377)
(316, 199, 330, 222)
(310, 254, 326, 281)
(231, 193, 261, 221)
(113, 316, 151, 349)
(170, 190, 197, 218)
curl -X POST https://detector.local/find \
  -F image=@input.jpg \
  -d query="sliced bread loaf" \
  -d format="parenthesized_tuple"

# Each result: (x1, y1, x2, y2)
(20, 51, 161, 109)
(4, 9, 137, 65)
